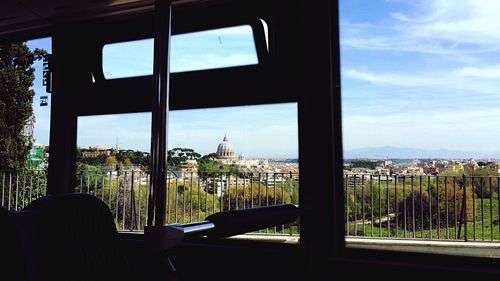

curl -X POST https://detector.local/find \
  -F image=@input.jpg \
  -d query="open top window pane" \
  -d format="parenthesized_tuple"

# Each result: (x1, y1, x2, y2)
(102, 25, 258, 79)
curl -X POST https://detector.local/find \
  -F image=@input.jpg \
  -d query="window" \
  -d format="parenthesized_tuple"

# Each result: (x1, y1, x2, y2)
(76, 112, 151, 231)
(340, 0, 500, 258)
(102, 25, 259, 79)
(75, 105, 300, 234)
(167, 104, 300, 235)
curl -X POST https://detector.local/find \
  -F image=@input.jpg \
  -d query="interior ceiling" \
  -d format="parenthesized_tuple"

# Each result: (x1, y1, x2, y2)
(0, 0, 209, 39)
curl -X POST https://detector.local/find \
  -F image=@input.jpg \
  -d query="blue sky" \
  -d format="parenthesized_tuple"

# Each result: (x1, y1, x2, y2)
(77, 104, 297, 158)
(27, 26, 298, 158)
(340, 0, 500, 154)
(102, 25, 259, 78)
(27, 1, 500, 158)
(27, 38, 52, 146)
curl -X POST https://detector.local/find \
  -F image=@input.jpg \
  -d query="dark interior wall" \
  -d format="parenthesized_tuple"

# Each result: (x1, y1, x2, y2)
(119, 236, 307, 281)
(120, 236, 500, 281)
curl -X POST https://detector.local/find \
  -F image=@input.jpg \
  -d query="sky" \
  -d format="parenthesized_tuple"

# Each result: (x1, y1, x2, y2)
(27, 38, 52, 146)
(77, 104, 298, 158)
(26, 25, 299, 159)
(340, 0, 500, 154)
(26, 0, 500, 158)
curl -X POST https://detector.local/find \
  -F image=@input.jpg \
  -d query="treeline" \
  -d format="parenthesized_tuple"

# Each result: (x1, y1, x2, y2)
(76, 147, 240, 176)
(167, 148, 239, 174)
(76, 148, 150, 171)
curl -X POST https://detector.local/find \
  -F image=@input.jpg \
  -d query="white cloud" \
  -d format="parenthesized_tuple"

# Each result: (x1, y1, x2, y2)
(344, 69, 444, 87)
(390, 12, 413, 22)
(343, 66, 500, 95)
(406, 0, 500, 45)
(342, 0, 500, 54)
(455, 64, 500, 79)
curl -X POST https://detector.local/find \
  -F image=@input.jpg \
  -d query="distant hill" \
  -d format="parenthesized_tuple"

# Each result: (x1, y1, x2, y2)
(268, 158, 298, 163)
(344, 146, 497, 159)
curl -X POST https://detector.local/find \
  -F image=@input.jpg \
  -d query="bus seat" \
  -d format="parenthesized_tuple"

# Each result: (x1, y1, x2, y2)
(0, 205, 26, 281)
(15, 193, 130, 281)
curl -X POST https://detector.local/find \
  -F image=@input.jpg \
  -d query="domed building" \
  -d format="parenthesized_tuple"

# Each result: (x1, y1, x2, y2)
(214, 135, 269, 170)
(216, 134, 235, 160)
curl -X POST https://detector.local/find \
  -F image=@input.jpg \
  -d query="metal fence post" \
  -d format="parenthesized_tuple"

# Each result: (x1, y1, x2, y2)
(463, 174, 468, 241)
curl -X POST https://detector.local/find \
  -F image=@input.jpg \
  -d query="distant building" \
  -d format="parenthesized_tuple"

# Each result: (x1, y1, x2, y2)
(376, 160, 392, 168)
(28, 143, 47, 171)
(216, 134, 235, 160)
(179, 159, 198, 179)
(424, 167, 439, 175)
(81, 146, 112, 158)
(405, 166, 424, 175)
(215, 135, 269, 170)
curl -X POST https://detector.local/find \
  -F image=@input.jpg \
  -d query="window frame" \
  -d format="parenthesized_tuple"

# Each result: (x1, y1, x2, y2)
(73, 15, 276, 117)
(64, 0, 305, 250)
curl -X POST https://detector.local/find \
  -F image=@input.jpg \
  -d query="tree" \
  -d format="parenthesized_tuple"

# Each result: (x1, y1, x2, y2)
(168, 148, 201, 167)
(202, 153, 218, 160)
(350, 160, 376, 169)
(105, 155, 118, 170)
(75, 162, 104, 190)
(0, 42, 45, 171)
(123, 157, 133, 166)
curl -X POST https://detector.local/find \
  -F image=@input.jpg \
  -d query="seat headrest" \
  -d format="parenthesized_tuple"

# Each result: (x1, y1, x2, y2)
(16, 193, 129, 281)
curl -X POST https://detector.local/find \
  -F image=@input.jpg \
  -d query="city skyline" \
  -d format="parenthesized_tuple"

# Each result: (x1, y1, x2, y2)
(76, 103, 298, 159)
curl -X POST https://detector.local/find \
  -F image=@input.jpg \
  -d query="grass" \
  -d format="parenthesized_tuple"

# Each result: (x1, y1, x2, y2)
(347, 197, 500, 241)
(255, 224, 300, 235)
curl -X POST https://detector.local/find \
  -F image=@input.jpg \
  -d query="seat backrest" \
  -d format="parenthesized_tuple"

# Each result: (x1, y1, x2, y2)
(16, 193, 129, 281)
(0, 205, 26, 281)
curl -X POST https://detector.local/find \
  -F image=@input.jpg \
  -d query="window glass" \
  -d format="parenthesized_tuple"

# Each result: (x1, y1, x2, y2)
(76, 112, 151, 231)
(341, 0, 500, 257)
(75, 104, 299, 234)
(102, 25, 258, 79)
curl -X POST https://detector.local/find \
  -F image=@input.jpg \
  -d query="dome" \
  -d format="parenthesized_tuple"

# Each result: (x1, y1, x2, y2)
(216, 134, 235, 159)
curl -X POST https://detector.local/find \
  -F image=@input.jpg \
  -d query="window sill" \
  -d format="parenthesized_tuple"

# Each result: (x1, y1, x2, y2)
(346, 237, 500, 259)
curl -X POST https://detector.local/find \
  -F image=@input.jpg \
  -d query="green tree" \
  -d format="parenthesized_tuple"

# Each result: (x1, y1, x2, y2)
(202, 153, 218, 160)
(75, 162, 105, 191)
(168, 148, 201, 167)
(197, 159, 238, 175)
(0, 42, 45, 172)
(350, 160, 376, 170)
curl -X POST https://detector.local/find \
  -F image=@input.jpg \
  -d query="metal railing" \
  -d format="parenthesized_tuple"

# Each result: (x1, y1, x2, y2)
(0, 171, 47, 211)
(345, 174, 500, 241)
(1, 169, 300, 234)
(76, 170, 300, 234)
